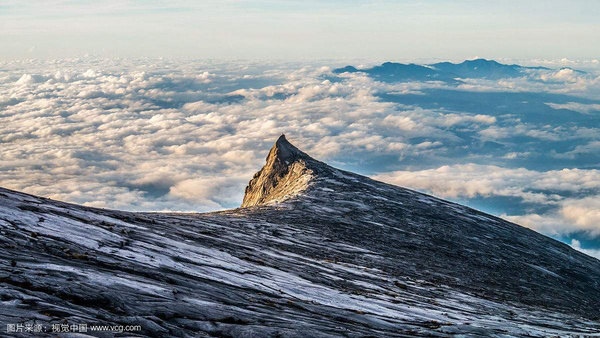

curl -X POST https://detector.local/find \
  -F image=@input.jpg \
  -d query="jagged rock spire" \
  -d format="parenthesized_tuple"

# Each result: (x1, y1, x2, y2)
(270, 134, 308, 163)
(241, 135, 314, 208)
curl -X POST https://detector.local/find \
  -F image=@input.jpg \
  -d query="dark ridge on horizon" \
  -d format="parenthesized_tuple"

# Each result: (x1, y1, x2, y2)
(332, 58, 580, 83)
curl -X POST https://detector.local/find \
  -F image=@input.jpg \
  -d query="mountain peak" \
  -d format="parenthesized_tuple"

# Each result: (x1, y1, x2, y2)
(241, 135, 315, 208)
(273, 134, 304, 162)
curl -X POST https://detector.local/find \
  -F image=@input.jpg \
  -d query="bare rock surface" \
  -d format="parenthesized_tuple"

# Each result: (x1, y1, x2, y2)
(1, 136, 600, 337)
(241, 135, 314, 208)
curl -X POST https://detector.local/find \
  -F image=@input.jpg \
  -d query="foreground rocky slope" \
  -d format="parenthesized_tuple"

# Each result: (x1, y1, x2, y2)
(1, 135, 600, 337)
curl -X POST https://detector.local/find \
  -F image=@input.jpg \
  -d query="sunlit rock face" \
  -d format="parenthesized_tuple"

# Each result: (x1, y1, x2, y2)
(1, 136, 600, 337)
(241, 135, 314, 208)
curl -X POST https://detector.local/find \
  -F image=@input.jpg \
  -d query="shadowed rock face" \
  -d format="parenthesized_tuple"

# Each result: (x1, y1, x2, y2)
(1, 137, 600, 337)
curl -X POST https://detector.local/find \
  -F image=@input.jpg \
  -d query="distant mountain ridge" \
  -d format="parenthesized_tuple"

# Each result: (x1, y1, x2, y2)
(333, 58, 563, 82)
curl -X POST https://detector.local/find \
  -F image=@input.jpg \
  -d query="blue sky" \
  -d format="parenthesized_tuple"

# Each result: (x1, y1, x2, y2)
(1, 0, 600, 60)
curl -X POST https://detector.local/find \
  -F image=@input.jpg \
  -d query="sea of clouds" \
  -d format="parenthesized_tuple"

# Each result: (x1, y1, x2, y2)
(1, 57, 599, 255)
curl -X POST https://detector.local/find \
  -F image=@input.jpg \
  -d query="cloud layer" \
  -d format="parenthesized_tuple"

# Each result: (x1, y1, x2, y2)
(1, 57, 599, 257)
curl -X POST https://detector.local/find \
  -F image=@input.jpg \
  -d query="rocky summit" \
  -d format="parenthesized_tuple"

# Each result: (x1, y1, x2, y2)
(1, 136, 600, 337)
(241, 135, 315, 208)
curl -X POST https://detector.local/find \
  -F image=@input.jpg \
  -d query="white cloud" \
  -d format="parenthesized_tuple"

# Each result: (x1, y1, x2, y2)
(415, 141, 442, 149)
(540, 68, 578, 83)
(478, 123, 598, 142)
(502, 213, 568, 237)
(169, 177, 247, 208)
(503, 199, 600, 237)
(570, 239, 600, 260)
(16, 74, 37, 85)
(453, 68, 600, 98)
(81, 69, 98, 78)
(504, 198, 600, 237)
(545, 102, 600, 114)
(560, 197, 600, 234)
(374, 165, 599, 201)
(502, 152, 531, 159)
(553, 141, 600, 159)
